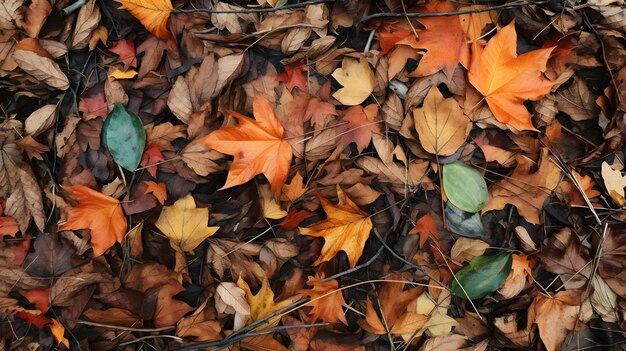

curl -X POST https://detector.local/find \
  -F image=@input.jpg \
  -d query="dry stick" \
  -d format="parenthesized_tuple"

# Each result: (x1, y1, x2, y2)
(76, 320, 175, 333)
(173, 0, 335, 14)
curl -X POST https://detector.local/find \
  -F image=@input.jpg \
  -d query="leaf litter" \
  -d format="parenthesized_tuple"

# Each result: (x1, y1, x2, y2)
(1, 0, 626, 350)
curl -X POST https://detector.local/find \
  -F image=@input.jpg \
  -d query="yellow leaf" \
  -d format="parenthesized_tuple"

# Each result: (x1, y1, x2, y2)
(236, 276, 294, 330)
(110, 69, 138, 79)
(300, 186, 373, 267)
(117, 0, 172, 40)
(280, 171, 306, 202)
(413, 86, 472, 156)
(601, 161, 626, 207)
(50, 319, 69, 348)
(155, 194, 219, 252)
(258, 182, 287, 219)
(331, 57, 374, 106)
(144, 181, 167, 205)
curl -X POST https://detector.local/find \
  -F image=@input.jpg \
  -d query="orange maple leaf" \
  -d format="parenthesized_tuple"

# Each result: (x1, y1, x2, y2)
(60, 185, 127, 256)
(276, 61, 308, 92)
(140, 143, 164, 178)
(408, 213, 438, 247)
(299, 274, 347, 325)
(340, 104, 380, 153)
(468, 21, 555, 131)
(0, 204, 19, 237)
(144, 180, 167, 205)
(108, 37, 137, 70)
(117, 0, 172, 40)
(202, 96, 293, 193)
(300, 186, 373, 267)
(20, 288, 50, 313)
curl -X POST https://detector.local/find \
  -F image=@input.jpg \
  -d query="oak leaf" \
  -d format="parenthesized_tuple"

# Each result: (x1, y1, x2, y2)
(299, 275, 347, 324)
(117, 0, 172, 40)
(155, 194, 219, 252)
(413, 85, 471, 156)
(483, 148, 561, 224)
(300, 186, 373, 267)
(60, 185, 127, 256)
(531, 290, 592, 351)
(237, 276, 294, 329)
(331, 57, 374, 105)
(202, 96, 293, 193)
(468, 21, 555, 131)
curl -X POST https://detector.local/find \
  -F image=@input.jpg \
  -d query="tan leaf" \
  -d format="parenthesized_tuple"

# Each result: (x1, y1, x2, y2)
(89, 26, 108, 51)
(24, 104, 56, 137)
(15, 135, 49, 160)
(71, 0, 101, 49)
(601, 161, 626, 207)
(145, 122, 186, 151)
(13, 39, 69, 90)
(413, 85, 471, 156)
(258, 182, 287, 219)
(180, 139, 223, 176)
(450, 238, 489, 264)
(168, 76, 193, 123)
(23, 0, 51, 38)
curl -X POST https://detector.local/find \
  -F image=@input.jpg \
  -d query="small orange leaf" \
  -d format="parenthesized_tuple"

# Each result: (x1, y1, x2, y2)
(60, 185, 128, 256)
(276, 62, 308, 92)
(340, 104, 379, 153)
(468, 21, 555, 131)
(280, 172, 307, 202)
(280, 208, 315, 229)
(20, 288, 50, 313)
(117, 0, 173, 40)
(50, 319, 70, 348)
(408, 213, 438, 247)
(300, 186, 373, 267)
(0, 207, 19, 237)
(140, 144, 164, 177)
(144, 181, 167, 205)
(108, 37, 137, 70)
(299, 275, 347, 324)
(201, 96, 293, 193)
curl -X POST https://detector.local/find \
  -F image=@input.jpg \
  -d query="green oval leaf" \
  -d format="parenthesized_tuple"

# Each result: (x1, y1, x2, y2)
(451, 252, 513, 300)
(443, 161, 488, 213)
(102, 103, 146, 171)
(445, 202, 485, 238)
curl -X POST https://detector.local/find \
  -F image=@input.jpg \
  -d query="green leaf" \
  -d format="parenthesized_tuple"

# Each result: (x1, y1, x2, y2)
(102, 103, 146, 171)
(445, 202, 485, 238)
(451, 252, 512, 300)
(443, 161, 488, 213)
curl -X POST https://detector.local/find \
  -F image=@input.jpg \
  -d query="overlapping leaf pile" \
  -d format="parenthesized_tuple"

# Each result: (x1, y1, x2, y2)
(1, 0, 626, 350)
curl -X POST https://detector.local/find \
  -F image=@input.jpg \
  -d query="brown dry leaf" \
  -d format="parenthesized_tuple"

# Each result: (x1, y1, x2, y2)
(23, 0, 51, 38)
(83, 308, 142, 328)
(179, 139, 223, 177)
(176, 299, 222, 342)
(168, 76, 193, 123)
(450, 238, 489, 264)
(300, 186, 373, 267)
(89, 26, 108, 51)
(144, 181, 167, 205)
(16, 135, 49, 160)
(531, 290, 592, 351)
(299, 274, 347, 325)
(555, 76, 598, 121)
(340, 104, 380, 153)
(13, 38, 69, 90)
(71, 0, 101, 49)
(483, 148, 561, 224)
(356, 156, 430, 194)
(24, 104, 56, 137)
(413, 85, 471, 156)
(459, 5, 495, 43)
(499, 254, 532, 299)
(539, 228, 591, 290)
(145, 122, 186, 151)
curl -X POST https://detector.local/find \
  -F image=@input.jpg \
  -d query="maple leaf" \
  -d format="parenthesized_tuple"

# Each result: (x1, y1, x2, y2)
(530, 290, 592, 351)
(468, 21, 555, 131)
(60, 185, 127, 256)
(483, 148, 561, 224)
(304, 97, 338, 131)
(109, 38, 137, 71)
(280, 208, 315, 229)
(155, 194, 219, 252)
(340, 104, 380, 153)
(410, 0, 470, 79)
(299, 274, 347, 325)
(331, 57, 374, 106)
(144, 180, 167, 205)
(276, 62, 308, 92)
(78, 91, 107, 120)
(237, 275, 294, 329)
(300, 186, 373, 268)
(16, 135, 50, 161)
(20, 288, 50, 313)
(117, 0, 173, 40)
(413, 85, 471, 156)
(201, 96, 293, 193)
(280, 171, 307, 202)
(408, 213, 438, 247)
(139, 143, 164, 178)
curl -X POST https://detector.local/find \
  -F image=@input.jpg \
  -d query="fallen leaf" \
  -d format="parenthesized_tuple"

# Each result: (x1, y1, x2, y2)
(145, 122, 186, 151)
(601, 161, 626, 206)
(89, 25, 108, 51)
(13, 38, 69, 90)
(139, 144, 164, 178)
(16, 135, 49, 161)
(117, 0, 173, 40)
(50, 319, 69, 348)
(413, 85, 471, 156)
(468, 21, 555, 131)
(304, 97, 337, 131)
(237, 275, 294, 329)
(20, 288, 49, 313)
(450, 238, 489, 264)
(215, 282, 250, 331)
(155, 194, 219, 252)
(499, 254, 532, 299)
(280, 208, 316, 229)
(299, 274, 347, 324)
(459, 5, 495, 43)
(276, 61, 308, 92)
(258, 182, 287, 219)
(60, 185, 127, 256)
(531, 290, 592, 351)
(340, 104, 380, 153)
(280, 172, 307, 202)
(23, 0, 51, 38)
(144, 181, 167, 205)
(78, 91, 108, 120)
(300, 186, 373, 267)
(71, 0, 101, 49)
(483, 148, 561, 224)
(408, 213, 438, 247)
(331, 57, 374, 105)
(24, 104, 56, 137)
(109, 69, 138, 79)
(109, 38, 137, 70)
(202, 96, 293, 193)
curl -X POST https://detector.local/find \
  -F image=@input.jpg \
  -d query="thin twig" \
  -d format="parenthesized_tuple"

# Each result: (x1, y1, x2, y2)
(75, 320, 175, 332)
(173, 0, 335, 14)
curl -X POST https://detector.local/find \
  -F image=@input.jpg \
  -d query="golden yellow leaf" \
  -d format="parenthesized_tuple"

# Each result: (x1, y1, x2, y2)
(413, 85, 471, 156)
(280, 172, 306, 202)
(155, 194, 219, 252)
(300, 186, 373, 267)
(258, 182, 287, 219)
(117, 0, 172, 40)
(50, 319, 69, 348)
(237, 276, 294, 330)
(331, 57, 374, 105)
(109, 69, 138, 79)
(601, 161, 626, 207)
